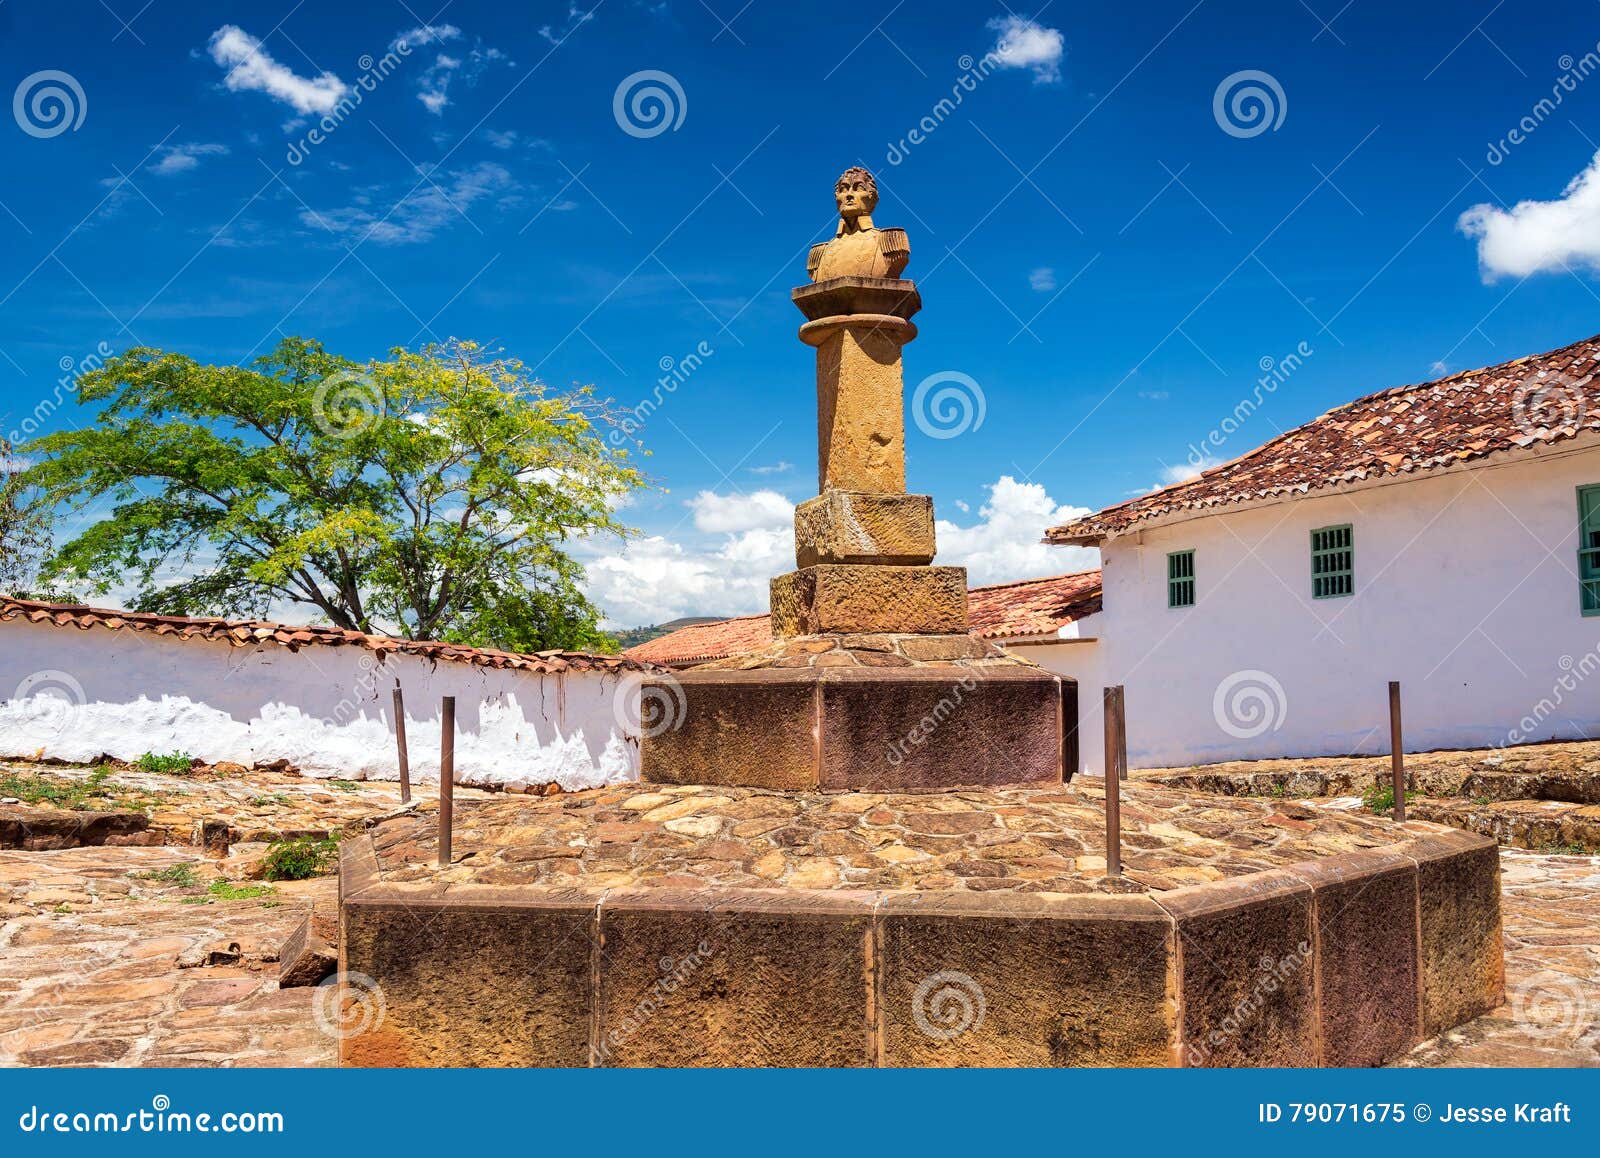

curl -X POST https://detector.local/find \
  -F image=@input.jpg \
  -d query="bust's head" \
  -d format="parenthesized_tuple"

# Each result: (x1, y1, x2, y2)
(834, 167, 879, 225)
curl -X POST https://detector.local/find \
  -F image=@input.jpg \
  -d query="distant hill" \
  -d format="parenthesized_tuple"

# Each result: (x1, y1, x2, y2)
(610, 616, 727, 651)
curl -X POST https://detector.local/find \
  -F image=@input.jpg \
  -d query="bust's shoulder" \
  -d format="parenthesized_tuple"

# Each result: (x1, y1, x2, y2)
(806, 242, 828, 277)
(875, 227, 910, 255)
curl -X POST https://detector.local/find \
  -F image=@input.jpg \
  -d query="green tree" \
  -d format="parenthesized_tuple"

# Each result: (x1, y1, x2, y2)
(0, 436, 50, 597)
(23, 338, 646, 651)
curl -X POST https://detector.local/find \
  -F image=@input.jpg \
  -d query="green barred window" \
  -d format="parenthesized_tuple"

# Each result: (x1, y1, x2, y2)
(1167, 549, 1195, 608)
(1310, 524, 1354, 599)
(1580, 486, 1600, 616)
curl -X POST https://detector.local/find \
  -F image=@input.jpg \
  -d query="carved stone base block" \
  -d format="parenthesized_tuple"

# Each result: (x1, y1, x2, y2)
(794, 489, 935, 568)
(639, 664, 1065, 792)
(771, 564, 967, 637)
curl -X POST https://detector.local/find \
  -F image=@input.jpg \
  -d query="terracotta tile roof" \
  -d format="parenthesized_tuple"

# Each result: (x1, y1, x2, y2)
(1047, 332, 1600, 544)
(625, 570, 1103, 666)
(0, 598, 658, 675)
(965, 569, 1103, 639)
(623, 613, 774, 667)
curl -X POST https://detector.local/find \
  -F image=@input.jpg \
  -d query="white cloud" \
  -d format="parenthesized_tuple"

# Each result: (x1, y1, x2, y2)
(391, 24, 461, 51)
(687, 489, 793, 534)
(540, 4, 597, 44)
(418, 54, 460, 114)
(747, 461, 793, 476)
(935, 476, 1095, 586)
(299, 162, 514, 244)
(1028, 266, 1056, 292)
(207, 25, 348, 115)
(485, 129, 518, 149)
(583, 490, 793, 625)
(986, 15, 1065, 84)
(1459, 149, 1600, 279)
(151, 142, 229, 176)
(395, 27, 509, 115)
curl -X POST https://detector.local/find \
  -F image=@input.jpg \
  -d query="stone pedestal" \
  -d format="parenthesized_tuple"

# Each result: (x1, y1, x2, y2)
(636, 267, 1069, 792)
(639, 639, 1066, 792)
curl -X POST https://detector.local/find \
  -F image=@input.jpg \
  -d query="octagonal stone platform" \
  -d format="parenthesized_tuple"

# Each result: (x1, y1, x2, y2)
(337, 782, 1503, 1068)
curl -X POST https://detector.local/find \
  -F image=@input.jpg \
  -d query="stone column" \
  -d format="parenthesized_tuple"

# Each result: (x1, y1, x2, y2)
(772, 276, 967, 638)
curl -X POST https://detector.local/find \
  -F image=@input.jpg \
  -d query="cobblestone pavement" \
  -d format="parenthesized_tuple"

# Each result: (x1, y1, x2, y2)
(367, 780, 1443, 895)
(0, 844, 337, 1066)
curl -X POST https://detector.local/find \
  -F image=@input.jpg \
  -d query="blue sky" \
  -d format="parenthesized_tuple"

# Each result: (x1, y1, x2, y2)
(6, 0, 1600, 627)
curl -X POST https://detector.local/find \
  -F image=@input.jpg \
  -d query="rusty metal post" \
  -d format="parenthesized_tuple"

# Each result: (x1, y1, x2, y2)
(438, 696, 455, 867)
(392, 683, 411, 804)
(1103, 685, 1125, 877)
(1388, 681, 1406, 824)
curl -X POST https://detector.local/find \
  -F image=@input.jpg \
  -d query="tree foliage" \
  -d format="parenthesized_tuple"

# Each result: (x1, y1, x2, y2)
(0, 436, 50, 597)
(23, 338, 646, 651)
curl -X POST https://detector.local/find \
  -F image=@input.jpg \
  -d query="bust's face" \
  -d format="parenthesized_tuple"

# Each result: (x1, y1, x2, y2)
(835, 176, 876, 222)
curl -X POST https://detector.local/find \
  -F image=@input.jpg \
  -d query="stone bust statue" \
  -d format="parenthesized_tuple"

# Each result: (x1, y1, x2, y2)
(806, 167, 910, 282)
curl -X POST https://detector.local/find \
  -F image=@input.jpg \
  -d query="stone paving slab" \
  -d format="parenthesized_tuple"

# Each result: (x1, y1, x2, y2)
(363, 779, 1435, 896)
(0, 845, 336, 1068)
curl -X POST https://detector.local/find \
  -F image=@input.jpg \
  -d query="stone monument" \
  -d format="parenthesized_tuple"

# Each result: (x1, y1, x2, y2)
(640, 167, 1068, 791)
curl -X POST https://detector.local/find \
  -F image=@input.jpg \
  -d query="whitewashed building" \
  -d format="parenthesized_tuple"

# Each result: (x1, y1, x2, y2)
(0, 599, 656, 790)
(1046, 331, 1600, 769)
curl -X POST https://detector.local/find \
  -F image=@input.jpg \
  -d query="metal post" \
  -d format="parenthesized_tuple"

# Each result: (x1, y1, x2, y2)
(438, 696, 455, 867)
(392, 683, 411, 804)
(1388, 681, 1406, 824)
(1103, 685, 1125, 877)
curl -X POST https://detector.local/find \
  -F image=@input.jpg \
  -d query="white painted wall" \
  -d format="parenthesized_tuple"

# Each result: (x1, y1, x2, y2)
(0, 621, 642, 790)
(1086, 439, 1600, 769)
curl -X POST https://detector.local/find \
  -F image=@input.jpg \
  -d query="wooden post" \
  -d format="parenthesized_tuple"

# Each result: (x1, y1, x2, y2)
(392, 683, 411, 804)
(438, 696, 455, 867)
(1103, 685, 1125, 877)
(1388, 681, 1406, 824)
